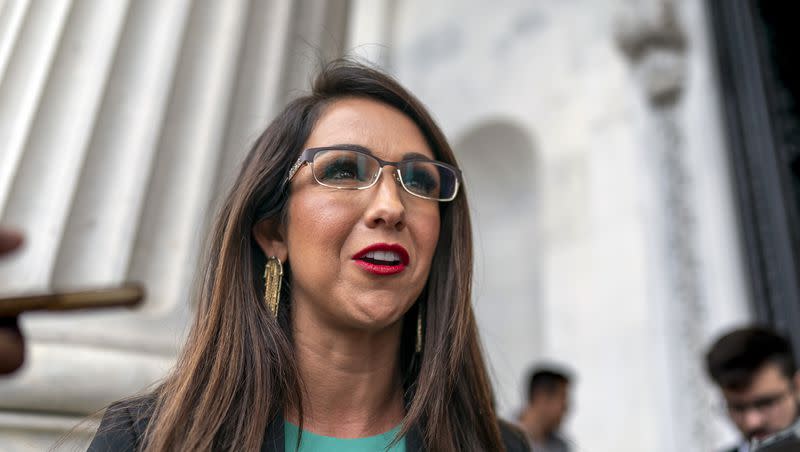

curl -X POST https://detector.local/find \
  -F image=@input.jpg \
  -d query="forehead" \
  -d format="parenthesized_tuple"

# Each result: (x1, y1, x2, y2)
(305, 97, 435, 160)
(723, 363, 792, 400)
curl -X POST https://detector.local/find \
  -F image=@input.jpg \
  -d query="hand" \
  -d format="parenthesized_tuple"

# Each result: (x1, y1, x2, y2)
(0, 316, 23, 374)
(0, 227, 23, 255)
(0, 226, 25, 374)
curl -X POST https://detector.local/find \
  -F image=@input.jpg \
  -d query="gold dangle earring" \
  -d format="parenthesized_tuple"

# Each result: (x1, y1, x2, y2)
(264, 256, 283, 318)
(415, 305, 423, 353)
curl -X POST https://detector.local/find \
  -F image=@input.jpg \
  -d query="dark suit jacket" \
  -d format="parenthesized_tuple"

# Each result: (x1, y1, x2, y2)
(88, 399, 530, 451)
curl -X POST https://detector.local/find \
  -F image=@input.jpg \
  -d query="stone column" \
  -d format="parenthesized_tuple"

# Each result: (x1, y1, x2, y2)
(615, 0, 751, 449)
(0, 0, 349, 449)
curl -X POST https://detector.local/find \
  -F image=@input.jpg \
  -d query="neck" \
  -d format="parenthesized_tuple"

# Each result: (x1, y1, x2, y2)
(519, 407, 550, 443)
(288, 308, 405, 438)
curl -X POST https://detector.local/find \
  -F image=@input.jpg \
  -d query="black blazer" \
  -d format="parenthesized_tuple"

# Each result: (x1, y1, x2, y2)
(88, 399, 530, 451)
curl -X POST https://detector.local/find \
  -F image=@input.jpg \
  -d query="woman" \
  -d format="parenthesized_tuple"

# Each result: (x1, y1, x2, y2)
(88, 60, 528, 451)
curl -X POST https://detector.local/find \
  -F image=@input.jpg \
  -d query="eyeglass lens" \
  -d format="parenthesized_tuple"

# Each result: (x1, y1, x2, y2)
(311, 149, 457, 200)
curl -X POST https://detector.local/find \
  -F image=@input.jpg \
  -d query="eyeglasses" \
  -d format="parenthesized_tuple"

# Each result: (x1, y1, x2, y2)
(725, 390, 794, 419)
(286, 145, 461, 202)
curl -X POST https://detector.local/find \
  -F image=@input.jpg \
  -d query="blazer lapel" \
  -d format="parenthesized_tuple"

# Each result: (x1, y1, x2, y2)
(405, 423, 424, 452)
(261, 415, 285, 452)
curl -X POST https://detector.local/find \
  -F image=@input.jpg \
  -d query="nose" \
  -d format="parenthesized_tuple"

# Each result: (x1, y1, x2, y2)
(741, 408, 766, 431)
(364, 166, 405, 230)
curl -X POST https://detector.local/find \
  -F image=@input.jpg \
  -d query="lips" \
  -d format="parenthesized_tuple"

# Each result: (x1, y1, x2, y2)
(352, 243, 410, 275)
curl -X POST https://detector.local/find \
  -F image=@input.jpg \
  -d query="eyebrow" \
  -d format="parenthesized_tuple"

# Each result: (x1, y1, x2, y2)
(329, 144, 435, 161)
(402, 151, 432, 160)
(332, 143, 372, 154)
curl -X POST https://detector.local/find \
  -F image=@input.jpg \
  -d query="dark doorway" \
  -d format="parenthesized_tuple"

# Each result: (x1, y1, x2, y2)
(708, 1, 800, 354)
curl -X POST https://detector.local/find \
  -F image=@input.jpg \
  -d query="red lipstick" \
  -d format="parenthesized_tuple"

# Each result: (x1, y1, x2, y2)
(352, 243, 410, 275)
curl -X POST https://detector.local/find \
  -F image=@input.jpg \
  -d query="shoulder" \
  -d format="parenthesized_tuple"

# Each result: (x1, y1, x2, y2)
(498, 419, 532, 452)
(551, 433, 573, 451)
(87, 396, 155, 452)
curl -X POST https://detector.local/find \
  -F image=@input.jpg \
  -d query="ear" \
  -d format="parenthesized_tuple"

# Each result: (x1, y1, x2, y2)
(794, 371, 800, 392)
(253, 218, 289, 263)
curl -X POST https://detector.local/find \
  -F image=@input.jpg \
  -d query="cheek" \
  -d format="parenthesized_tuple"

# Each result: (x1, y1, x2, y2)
(408, 208, 440, 286)
(418, 210, 441, 260)
(779, 398, 799, 421)
(286, 195, 356, 268)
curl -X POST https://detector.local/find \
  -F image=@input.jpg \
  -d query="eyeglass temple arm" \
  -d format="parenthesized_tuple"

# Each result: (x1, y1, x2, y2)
(286, 157, 308, 183)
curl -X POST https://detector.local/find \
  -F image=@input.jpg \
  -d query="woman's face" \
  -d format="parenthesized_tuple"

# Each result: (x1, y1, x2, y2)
(283, 97, 440, 332)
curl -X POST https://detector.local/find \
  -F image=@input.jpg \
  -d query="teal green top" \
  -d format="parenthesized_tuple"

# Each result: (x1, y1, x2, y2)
(284, 421, 406, 452)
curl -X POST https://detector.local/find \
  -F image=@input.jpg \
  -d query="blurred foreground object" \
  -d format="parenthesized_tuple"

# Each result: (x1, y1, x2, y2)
(0, 226, 24, 374)
(0, 227, 23, 255)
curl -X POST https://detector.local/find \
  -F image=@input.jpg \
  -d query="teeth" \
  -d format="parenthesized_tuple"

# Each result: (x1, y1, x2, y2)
(365, 250, 401, 262)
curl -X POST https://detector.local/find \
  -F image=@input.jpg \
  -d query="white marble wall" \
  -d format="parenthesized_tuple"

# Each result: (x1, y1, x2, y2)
(0, 0, 754, 450)
(348, 0, 752, 450)
(0, 0, 348, 449)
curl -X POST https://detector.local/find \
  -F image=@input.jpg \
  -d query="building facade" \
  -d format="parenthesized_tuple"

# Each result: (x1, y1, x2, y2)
(1, 0, 784, 450)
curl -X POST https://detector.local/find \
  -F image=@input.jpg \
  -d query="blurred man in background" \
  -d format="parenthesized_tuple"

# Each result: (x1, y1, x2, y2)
(518, 365, 572, 452)
(0, 226, 24, 374)
(706, 326, 800, 452)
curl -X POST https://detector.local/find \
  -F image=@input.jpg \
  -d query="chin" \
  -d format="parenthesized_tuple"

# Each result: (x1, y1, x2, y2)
(348, 299, 409, 330)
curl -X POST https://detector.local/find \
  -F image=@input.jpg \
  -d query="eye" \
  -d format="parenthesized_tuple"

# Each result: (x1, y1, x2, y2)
(314, 151, 375, 185)
(401, 163, 440, 196)
(320, 158, 361, 181)
(753, 394, 783, 410)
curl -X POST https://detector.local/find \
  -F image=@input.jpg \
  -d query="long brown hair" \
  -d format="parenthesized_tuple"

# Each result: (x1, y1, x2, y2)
(136, 59, 504, 451)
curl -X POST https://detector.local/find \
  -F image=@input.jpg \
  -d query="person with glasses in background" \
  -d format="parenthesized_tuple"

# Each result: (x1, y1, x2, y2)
(706, 326, 800, 452)
(88, 60, 529, 451)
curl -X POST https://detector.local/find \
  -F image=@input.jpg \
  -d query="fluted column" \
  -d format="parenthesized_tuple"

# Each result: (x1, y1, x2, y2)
(52, 0, 193, 289)
(0, 1, 72, 216)
(614, 0, 751, 449)
(0, 0, 351, 449)
(0, 0, 131, 291)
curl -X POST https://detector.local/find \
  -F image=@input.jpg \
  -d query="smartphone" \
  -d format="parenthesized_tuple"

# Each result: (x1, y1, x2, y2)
(0, 283, 144, 316)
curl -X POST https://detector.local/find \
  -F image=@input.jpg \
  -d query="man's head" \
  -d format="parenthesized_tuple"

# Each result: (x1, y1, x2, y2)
(524, 366, 572, 434)
(706, 326, 800, 441)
